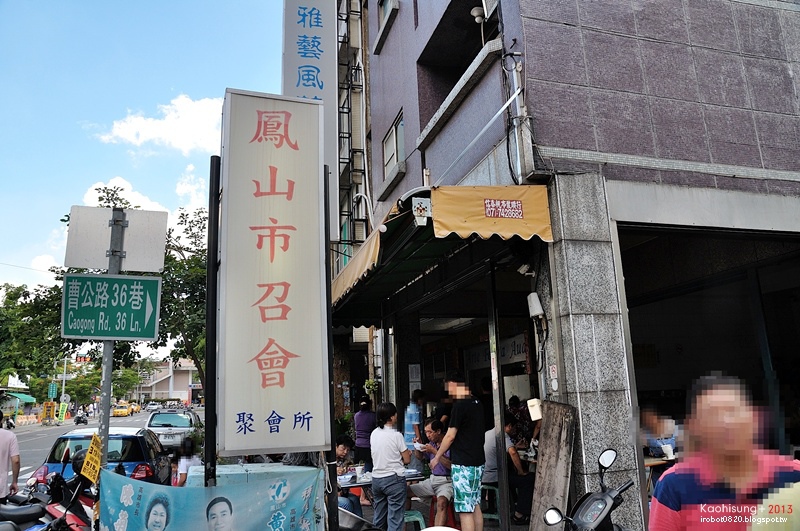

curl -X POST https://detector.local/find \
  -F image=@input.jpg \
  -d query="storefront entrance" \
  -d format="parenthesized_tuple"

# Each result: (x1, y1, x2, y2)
(619, 226, 800, 456)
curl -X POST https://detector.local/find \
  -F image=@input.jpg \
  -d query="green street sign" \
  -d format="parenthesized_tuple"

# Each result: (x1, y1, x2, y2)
(48, 382, 58, 399)
(61, 274, 161, 341)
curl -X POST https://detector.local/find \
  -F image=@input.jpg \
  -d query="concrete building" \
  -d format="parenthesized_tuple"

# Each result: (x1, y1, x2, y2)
(137, 358, 201, 404)
(331, 0, 800, 528)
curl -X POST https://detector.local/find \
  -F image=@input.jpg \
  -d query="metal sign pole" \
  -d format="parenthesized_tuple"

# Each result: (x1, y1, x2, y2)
(323, 165, 339, 531)
(205, 155, 221, 487)
(98, 208, 126, 469)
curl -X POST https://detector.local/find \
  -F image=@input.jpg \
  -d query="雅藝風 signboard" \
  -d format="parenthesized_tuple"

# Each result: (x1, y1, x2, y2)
(218, 89, 330, 455)
(60, 274, 161, 341)
(282, 0, 338, 242)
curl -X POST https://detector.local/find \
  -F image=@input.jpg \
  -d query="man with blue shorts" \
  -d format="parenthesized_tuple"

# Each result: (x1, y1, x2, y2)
(431, 372, 485, 531)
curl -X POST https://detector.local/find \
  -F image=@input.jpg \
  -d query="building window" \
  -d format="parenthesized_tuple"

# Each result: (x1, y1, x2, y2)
(373, 0, 399, 54)
(378, 0, 391, 25)
(383, 113, 404, 178)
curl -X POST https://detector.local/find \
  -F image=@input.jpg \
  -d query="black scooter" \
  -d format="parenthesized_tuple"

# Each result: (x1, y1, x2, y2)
(543, 448, 635, 531)
(73, 412, 87, 425)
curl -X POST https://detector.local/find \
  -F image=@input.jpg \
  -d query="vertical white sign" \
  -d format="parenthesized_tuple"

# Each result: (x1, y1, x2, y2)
(282, 0, 339, 242)
(218, 89, 330, 455)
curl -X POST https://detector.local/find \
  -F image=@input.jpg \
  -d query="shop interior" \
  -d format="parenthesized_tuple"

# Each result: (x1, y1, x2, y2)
(619, 225, 800, 457)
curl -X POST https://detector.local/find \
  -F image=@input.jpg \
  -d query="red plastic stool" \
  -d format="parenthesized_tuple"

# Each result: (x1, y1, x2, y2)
(429, 498, 459, 529)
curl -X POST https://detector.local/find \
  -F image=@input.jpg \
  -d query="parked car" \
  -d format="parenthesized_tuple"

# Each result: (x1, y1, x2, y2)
(146, 408, 203, 450)
(33, 427, 171, 485)
(112, 403, 130, 417)
(145, 402, 161, 412)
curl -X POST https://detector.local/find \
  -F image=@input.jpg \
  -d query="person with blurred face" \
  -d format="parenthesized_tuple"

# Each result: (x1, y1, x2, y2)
(649, 373, 800, 530)
(206, 497, 234, 531)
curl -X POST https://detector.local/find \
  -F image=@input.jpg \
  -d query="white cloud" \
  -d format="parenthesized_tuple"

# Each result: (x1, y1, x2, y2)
(175, 164, 207, 212)
(82, 176, 169, 211)
(79, 175, 208, 250)
(99, 95, 222, 156)
(31, 254, 59, 272)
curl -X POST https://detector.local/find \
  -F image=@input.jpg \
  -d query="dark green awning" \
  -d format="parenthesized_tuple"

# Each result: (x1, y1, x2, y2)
(5, 392, 36, 403)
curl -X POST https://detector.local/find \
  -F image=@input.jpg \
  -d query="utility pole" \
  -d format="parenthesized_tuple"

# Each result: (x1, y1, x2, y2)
(61, 356, 68, 400)
(98, 208, 126, 469)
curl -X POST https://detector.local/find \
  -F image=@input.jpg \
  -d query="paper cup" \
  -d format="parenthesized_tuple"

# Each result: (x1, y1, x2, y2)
(354, 465, 364, 478)
(661, 445, 674, 459)
(527, 398, 543, 421)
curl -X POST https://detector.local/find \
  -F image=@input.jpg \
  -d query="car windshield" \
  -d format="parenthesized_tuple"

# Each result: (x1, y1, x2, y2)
(148, 413, 192, 428)
(48, 437, 144, 463)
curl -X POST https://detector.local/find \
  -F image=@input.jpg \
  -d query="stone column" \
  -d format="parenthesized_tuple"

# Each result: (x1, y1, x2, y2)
(547, 173, 644, 530)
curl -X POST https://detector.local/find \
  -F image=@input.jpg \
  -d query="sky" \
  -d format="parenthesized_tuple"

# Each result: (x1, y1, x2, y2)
(0, 1, 285, 290)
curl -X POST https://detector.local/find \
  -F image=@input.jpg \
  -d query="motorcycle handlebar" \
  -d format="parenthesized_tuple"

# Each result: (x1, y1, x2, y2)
(614, 479, 635, 496)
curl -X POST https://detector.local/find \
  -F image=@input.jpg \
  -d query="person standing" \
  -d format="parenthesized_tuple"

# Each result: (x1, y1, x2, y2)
(353, 396, 376, 473)
(353, 396, 376, 506)
(431, 372, 485, 531)
(176, 438, 201, 487)
(404, 389, 425, 472)
(370, 402, 411, 531)
(0, 411, 20, 503)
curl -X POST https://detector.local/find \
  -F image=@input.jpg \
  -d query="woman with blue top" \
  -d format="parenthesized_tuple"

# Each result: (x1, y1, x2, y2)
(370, 402, 411, 531)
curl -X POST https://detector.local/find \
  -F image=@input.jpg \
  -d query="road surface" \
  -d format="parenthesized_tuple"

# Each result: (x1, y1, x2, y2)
(6, 408, 204, 489)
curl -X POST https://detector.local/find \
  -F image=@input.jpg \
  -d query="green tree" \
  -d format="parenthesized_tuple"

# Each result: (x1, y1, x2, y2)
(0, 185, 208, 393)
(155, 208, 207, 389)
(93, 185, 208, 388)
(0, 283, 85, 379)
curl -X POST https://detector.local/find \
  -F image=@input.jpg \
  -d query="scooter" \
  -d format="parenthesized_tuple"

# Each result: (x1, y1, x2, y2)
(0, 479, 52, 530)
(543, 448, 635, 531)
(0, 448, 95, 531)
(73, 412, 87, 425)
(4, 417, 15, 430)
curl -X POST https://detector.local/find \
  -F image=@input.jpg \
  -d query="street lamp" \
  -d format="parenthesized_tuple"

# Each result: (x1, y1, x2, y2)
(54, 355, 69, 402)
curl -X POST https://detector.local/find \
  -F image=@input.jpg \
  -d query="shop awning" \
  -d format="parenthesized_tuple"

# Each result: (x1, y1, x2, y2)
(5, 392, 36, 403)
(431, 185, 553, 241)
(331, 227, 381, 306)
(331, 185, 552, 323)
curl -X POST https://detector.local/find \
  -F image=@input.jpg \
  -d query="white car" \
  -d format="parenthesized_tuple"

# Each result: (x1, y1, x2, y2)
(146, 409, 203, 450)
(145, 402, 161, 412)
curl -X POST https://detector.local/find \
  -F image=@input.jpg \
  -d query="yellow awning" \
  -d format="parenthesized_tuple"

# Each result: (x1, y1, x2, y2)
(331, 185, 552, 310)
(431, 185, 553, 242)
(331, 227, 381, 305)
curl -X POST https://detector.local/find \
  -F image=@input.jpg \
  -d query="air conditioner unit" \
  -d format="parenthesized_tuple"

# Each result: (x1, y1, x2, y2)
(353, 219, 367, 241)
(352, 326, 370, 343)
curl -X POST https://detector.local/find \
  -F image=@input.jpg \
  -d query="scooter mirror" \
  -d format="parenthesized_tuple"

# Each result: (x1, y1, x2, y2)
(543, 508, 564, 526)
(598, 448, 617, 470)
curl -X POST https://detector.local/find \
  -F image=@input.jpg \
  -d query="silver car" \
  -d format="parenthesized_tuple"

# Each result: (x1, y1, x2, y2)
(145, 409, 203, 450)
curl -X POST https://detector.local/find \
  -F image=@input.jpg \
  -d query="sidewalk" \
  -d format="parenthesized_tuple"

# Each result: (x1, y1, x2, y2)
(356, 498, 531, 530)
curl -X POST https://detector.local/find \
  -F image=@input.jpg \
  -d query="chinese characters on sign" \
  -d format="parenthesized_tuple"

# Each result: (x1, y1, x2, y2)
(283, 1, 338, 241)
(218, 90, 329, 455)
(60, 274, 161, 341)
(484, 199, 524, 219)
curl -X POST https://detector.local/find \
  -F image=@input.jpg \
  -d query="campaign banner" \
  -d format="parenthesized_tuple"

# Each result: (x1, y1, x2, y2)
(98, 466, 324, 531)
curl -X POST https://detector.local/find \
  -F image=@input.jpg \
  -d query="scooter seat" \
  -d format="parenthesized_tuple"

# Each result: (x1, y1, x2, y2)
(0, 522, 21, 531)
(0, 503, 46, 524)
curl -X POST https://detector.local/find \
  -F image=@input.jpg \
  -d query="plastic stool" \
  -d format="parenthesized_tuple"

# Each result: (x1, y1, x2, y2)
(481, 485, 500, 521)
(404, 509, 427, 530)
(428, 498, 459, 529)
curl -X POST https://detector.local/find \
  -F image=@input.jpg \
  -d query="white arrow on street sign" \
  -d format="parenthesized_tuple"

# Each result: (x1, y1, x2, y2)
(145, 292, 154, 328)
